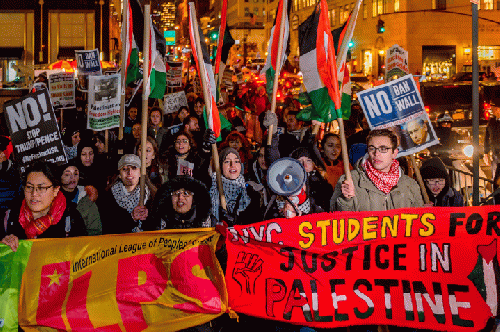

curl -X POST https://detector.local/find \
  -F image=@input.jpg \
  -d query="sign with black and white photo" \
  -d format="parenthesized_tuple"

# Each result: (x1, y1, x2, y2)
(3, 89, 67, 173)
(163, 91, 188, 114)
(48, 72, 75, 108)
(88, 74, 121, 131)
(166, 61, 183, 87)
(357, 74, 438, 157)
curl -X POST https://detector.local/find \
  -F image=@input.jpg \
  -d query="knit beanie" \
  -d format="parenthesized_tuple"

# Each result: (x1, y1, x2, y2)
(420, 157, 449, 181)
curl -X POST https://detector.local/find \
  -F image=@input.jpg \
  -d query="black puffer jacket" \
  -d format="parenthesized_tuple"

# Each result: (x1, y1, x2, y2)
(146, 175, 215, 230)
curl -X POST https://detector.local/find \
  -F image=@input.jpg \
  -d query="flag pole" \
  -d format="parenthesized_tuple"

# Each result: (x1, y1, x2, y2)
(267, 0, 288, 146)
(337, 117, 352, 182)
(139, 2, 151, 205)
(118, 0, 129, 155)
(190, 3, 227, 210)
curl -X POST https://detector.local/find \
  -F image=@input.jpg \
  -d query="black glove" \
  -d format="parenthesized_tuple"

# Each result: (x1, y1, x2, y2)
(219, 207, 236, 227)
(202, 129, 217, 152)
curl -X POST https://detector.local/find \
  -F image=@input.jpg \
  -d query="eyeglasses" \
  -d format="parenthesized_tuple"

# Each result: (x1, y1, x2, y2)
(175, 139, 189, 144)
(171, 189, 194, 198)
(367, 145, 391, 154)
(425, 179, 446, 186)
(24, 185, 53, 194)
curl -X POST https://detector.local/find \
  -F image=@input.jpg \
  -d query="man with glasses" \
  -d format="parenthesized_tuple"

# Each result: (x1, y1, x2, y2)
(331, 129, 424, 211)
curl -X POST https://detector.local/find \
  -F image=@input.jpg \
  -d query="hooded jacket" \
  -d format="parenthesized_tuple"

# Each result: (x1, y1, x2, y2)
(331, 156, 424, 211)
(420, 157, 465, 207)
(147, 176, 214, 230)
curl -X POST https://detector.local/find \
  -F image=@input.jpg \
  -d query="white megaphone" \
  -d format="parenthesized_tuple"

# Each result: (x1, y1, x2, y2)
(267, 157, 306, 196)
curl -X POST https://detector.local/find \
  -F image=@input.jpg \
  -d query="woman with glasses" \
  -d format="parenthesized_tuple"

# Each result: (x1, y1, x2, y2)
(420, 157, 465, 207)
(1, 162, 87, 252)
(165, 131, 211, 186)
(146, 175, 214, 230)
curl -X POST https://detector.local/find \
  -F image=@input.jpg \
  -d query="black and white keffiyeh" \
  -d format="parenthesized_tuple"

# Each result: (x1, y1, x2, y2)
(210, 173, 251, 221)
(111, 182, 149, 213)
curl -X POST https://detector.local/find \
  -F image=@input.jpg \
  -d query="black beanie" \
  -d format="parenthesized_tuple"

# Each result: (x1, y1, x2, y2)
(420, 157, 449, 181)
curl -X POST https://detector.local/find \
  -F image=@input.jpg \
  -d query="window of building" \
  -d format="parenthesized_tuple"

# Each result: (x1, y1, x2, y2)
(432, 0, 446, 10)
(372, 0, 377, 16)
(394, 0, 400, 12)
(293, 0, 298, 11)
(263, 9, 266, 16)
(497, 1, 500, 10)
(244, 7, 250, 16)
(339, 6, 344, 22)
(484, 0, 493, 9)
(254, 7, 259, 16)
(344, 4, 349, 22)
(363, 0, 367, 19)
(377, 0, 387, 15)
(331, 9, 336, 26)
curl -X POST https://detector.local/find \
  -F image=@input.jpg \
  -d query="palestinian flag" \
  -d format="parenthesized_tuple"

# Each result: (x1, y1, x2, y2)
(146, 17, 167, 99)
(260, 0, 290, 101)
(189, 2, 221, 137)
(214, 0, 235, 102)
(125, 0, 167, 99)
(468, 239, 500, 317)
(297, 0, 340, 123)
(332, 0, 362, 119)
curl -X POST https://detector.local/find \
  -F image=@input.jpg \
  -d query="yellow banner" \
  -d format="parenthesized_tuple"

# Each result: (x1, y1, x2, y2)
(18, 229, 228, 332)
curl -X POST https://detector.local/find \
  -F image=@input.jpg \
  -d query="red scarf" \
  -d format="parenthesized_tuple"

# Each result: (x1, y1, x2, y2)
(19, 191, 67, 239)
(363, 158, 400, 194)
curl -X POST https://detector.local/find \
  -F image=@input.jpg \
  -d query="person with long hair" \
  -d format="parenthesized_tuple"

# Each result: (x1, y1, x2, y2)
(75, 138, 108, 194)
(98, 154, 156, 234)
(321, 133, 353, 189)
(136, 136, 166, 187)
(1, 162, 87, 251)
(165, 131, 211, 186)
(147, 107, 168, 153)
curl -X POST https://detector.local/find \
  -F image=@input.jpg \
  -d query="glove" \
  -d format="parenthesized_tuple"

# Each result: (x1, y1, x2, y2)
(262, 111, 278, 135)
(219, 207, 236, 227)
(202, 129, 216, 152)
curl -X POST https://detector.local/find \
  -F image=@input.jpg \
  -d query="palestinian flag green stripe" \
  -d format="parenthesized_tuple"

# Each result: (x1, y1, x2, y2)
(0, 242, 33, 332)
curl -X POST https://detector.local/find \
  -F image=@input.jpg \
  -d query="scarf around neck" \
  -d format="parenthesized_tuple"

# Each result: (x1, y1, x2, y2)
(19, 191, 67, 239)
(210, 173, 251, 221)
(363, 158, 401, 194)
(111, 181, 149, 214)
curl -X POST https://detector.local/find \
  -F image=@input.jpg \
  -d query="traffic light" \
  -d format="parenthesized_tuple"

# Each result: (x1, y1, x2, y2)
(348, 41, 354, 48)
(377, 19, 385, 33)
(210, 31, 218, 41)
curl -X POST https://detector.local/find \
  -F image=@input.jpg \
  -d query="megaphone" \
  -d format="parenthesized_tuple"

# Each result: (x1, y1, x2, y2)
(267, 157, 306, 196)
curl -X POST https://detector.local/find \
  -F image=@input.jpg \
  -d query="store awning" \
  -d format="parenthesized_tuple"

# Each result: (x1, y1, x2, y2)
(0, 47, 24, 60)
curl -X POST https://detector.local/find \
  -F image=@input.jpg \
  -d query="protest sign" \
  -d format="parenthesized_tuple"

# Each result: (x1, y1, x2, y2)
(48, 72, 75, 108)
(163, 91, 188, 114)
(0, 229, 227, 332)
(167, 123, 183, 135)
(75, 49, 102, 91)
(385, 44, 409, 82)
(357, 74, 438, 156)
(3, 89, 67, 173)
(166, 61, 183, 87)
(88, 74, 121, 131)
(177, 158, 194, 176)
(225, 205, 500, 331)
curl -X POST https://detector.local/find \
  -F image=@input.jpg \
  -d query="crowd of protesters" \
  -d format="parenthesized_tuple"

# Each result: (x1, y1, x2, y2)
(0, 76, 470, 332)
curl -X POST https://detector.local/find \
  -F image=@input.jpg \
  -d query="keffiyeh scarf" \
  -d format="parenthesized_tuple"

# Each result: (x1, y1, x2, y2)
(363, 158, 401, 194)
(210, 173, 251, 221)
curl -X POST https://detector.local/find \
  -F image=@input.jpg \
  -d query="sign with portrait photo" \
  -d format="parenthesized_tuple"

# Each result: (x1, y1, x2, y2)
(88, 74, 121, 131)
(357, 74, 438, 157)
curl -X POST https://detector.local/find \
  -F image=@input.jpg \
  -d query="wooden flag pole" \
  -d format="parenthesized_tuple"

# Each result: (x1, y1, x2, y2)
(104, 129, 109, 153)
(267, 0, 288, 146)
(337, 117, 352, 182)
(139, 2, 151, 205)
(410, 154, 430, 204)
(190, 3, 227, 210)
(118, 0, 129, 155)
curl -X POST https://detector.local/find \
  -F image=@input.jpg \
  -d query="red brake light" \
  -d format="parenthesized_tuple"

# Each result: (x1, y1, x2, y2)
(484, 110, 491, 121)
(484, 102, 491, 111)
(285, 81, 292, 89)
(425, 106, 430, 114)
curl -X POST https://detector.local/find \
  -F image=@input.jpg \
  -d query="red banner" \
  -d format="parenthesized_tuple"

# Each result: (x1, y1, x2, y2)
(225, 206, 500, 331)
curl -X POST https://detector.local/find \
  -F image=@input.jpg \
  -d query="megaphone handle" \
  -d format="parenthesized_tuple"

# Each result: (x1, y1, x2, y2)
(284, 196, 301, 217)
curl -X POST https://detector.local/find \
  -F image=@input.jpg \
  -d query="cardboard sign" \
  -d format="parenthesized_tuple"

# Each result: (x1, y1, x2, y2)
(357, 75, 438, 156)
(75, 49, 102, 76)
(88, 74, 121, 131)
(225, 206, 500, 331)
(48, 72, 75, 108)
(167, 61, 183, 87)
(163, 91, 188, 114)
(385, 44, 409, 82)
(3, 89, 67, 173)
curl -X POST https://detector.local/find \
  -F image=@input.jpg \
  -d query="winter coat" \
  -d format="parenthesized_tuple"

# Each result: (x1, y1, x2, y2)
(2, 200, 87, 240)
(146, 175, 215, 230)
(62, 185, 102, 236)
(420, 157, 465, 207)
(331, 158, 424, 211)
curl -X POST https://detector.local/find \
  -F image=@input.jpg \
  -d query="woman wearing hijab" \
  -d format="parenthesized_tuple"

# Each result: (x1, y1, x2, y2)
(1, 162, 87, 252)
(75, 138, 108, 194)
